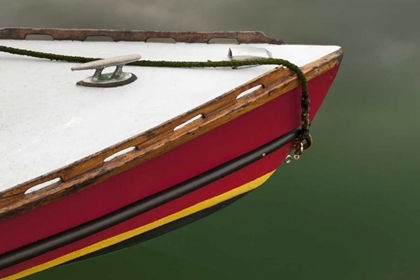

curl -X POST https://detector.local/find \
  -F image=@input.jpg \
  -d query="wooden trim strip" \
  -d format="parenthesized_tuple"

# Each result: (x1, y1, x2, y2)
(0, 28, 284, 44)
(0, 49, 343, 221)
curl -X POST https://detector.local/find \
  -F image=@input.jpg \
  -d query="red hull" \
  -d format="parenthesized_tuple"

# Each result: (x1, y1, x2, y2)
(0, 66, 340, 279)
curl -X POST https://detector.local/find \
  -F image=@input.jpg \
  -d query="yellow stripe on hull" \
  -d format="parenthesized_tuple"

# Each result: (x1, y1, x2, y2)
(4, 170, 276, 280)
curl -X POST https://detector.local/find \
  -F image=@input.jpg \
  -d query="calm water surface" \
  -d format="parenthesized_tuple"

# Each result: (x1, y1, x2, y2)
(1, 0, 419, 279)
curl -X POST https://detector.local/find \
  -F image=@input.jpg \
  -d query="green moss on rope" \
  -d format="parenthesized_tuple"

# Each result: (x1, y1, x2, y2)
(0, 44, 311, 156)
(0, 45, 307, 92)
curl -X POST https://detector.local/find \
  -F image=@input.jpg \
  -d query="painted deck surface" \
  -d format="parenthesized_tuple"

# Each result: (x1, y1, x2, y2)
(0, 41, 340, 191)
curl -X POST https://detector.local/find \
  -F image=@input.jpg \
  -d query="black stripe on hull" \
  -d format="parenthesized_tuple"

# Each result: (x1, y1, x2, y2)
(67, 192, 249, 265)
(0, 127, 299, 270)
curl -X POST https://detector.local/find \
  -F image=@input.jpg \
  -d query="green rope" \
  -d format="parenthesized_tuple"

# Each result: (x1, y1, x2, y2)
(0, 44, 311, 158)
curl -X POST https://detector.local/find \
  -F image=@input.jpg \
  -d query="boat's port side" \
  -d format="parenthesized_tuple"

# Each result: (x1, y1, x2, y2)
(0, 127, 295, 275)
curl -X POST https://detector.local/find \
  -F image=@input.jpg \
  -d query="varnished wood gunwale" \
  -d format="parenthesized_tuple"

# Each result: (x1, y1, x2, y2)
(0, 47, 343, 221)
(0, 28, 284, 44)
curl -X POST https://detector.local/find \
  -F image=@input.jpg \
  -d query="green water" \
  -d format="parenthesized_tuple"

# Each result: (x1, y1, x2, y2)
(1, 0, 419, 279)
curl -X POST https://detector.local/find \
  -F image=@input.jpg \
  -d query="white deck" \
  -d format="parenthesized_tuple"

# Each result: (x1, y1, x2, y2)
(0, 40, 340, 191)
